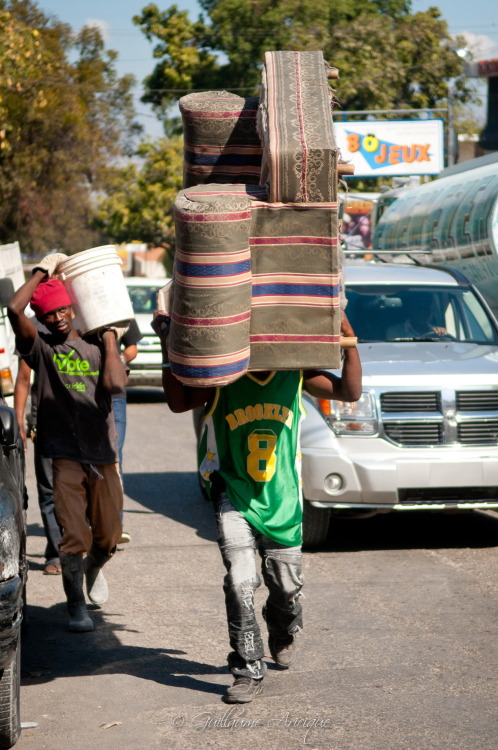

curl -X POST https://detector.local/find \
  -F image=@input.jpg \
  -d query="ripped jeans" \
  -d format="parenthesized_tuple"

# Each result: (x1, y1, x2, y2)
(216, 493, 304, 680)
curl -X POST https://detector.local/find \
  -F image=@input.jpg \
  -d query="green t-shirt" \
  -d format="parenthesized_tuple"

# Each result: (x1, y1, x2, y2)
(198, 370, 305, 546)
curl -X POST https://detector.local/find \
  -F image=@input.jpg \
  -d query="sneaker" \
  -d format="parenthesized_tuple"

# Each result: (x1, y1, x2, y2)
(268, 634, 296, 668)
(224, 676, 263, 704)
(119, 531, 131, 544)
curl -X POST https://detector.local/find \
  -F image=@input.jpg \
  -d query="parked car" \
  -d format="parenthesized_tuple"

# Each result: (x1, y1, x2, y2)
(0, 397, 27, 749)
(124, 277, 169, 387)
(300, 262, 498, 548)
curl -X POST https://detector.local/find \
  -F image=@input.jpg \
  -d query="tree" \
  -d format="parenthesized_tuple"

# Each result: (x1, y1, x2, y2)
(92, 135, 184, 271)
(0, 0, 140, 256)
(133, 0, 474, 118)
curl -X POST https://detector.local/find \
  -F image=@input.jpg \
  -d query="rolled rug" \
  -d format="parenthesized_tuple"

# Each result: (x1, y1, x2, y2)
(180, 91, 262, 188)
(168, 184, 263, 386)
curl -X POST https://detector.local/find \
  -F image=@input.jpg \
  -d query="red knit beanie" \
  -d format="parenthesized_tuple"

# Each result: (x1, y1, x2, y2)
(30, 279, 72, 318)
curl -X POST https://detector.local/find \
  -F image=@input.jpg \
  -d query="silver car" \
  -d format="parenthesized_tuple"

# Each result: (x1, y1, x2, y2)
(301, 262, 498, 548)
(125, 277, 168, 387)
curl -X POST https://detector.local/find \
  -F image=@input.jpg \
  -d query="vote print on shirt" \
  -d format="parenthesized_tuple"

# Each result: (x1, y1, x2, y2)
(52, 350, 99, 392)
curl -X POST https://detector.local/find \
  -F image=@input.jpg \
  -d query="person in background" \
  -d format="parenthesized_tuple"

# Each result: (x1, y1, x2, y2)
(8, 254, 127, 633)
(113, 319, 142, 544)
(152, 310, 362, 704)
(386, 294, 448, 340)
(15, 357, 62, 575)
(342, 213, 372, 251)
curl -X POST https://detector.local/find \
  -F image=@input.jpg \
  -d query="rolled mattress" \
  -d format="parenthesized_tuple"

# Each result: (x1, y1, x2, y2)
(168, 185, 258, 385)
(180, 91, 262, 188)
(168, 184, 341, 386)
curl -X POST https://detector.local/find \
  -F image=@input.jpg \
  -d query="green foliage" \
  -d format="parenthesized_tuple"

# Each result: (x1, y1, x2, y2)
(133, 3, 220, 117)
(0, 0, 140, 257)
(92, 135, 184, 268)
(134, 0, 474, 116)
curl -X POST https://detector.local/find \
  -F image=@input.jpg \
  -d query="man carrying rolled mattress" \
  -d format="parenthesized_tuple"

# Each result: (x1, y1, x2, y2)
(152, 308, 361, 703)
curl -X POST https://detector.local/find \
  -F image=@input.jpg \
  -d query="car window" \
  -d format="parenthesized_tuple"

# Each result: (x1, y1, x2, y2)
(346, 285, 498, 344)
(127, 286, 162, 314)
(460, 290, 495, 340)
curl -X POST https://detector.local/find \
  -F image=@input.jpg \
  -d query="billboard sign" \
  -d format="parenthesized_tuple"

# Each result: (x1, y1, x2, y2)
(333, 120, 444, 177)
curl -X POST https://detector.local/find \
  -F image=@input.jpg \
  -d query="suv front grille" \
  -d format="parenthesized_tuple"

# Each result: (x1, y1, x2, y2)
(457, 420, 498, 445)
(380, 388, 498, 447)
(384, 422, 442, 445)
(398, 486, 498, 504)
(456, 391, 498, 411)
(381, 392, 440, 412)
(137, 334, 161, 352)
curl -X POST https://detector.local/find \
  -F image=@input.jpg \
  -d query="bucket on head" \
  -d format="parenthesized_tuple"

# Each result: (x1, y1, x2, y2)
(57, 245, 134, 334)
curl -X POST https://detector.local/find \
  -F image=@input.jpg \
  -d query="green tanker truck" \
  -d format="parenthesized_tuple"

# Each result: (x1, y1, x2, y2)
(373, 156, 498, 316)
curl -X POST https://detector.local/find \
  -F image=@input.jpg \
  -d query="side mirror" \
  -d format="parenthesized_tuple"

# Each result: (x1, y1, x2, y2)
(0, 405, 19, 449)
(0, 278, 15, 308)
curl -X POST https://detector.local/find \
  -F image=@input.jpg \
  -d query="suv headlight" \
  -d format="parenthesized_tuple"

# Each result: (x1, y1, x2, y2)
(317, 392, 378, 436)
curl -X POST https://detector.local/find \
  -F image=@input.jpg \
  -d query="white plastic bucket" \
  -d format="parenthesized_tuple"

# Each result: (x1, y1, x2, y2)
(58, 245, 134, 334)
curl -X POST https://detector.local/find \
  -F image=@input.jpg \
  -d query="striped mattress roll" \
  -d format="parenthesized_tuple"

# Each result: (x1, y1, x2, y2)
(169, 184, 261, 386)
(179, 91, 263, 188)
(258, 51, 338, 204)
(249, 198, 342, 371)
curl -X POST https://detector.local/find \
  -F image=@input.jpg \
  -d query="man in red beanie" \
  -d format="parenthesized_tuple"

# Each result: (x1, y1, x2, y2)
(8, 253, 128, 633)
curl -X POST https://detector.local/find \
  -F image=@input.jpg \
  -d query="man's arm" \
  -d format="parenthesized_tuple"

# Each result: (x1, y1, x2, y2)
(303, 313, 362, 402)
(7, 253, 67, 351)
(121, 343, 138, 365)
(100, 331, 128, 394)
(7, 271, 46, 351)
(152, 312, 214, 412)
(14, 358, 31, 450)
(120, 318, 141, 364)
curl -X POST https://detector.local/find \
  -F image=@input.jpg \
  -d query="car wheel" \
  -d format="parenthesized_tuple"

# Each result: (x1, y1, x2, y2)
(0, 631, 21, 749)
(21, 581, 28, 635)
(302, 501, 331, 549)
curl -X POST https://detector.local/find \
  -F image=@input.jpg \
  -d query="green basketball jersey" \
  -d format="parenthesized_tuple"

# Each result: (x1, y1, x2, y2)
(198, 370, 305, 546)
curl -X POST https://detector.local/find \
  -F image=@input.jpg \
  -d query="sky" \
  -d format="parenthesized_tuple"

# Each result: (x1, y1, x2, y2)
(36, 0, 498, 139)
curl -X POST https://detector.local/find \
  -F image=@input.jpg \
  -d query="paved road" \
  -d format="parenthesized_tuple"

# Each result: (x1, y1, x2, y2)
(18, 389, 498, 750)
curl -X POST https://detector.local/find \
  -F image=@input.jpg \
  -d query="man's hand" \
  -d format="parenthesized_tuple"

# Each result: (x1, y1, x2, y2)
(32, 252, 68, 278)
(432, 326, 448, 337)
(99, 322, 130, 341)
(19, 423, 28, 451)
(151, 311, 171, 338)
(340, 311, 355, 338)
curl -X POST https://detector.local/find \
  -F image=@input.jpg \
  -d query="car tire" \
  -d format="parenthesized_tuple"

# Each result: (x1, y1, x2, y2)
(302, 501, 331, 549)
(0, 631, 21, 749)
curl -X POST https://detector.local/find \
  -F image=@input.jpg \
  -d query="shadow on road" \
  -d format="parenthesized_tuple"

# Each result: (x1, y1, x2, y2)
(21, 603, 226, 696)
(123, 471, 217, 542)
(311, 509, 498, 553)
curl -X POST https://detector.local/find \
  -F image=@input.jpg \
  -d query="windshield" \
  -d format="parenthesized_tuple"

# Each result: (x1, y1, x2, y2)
(127, 285, 162, 314)
(346, 284, 498, 345)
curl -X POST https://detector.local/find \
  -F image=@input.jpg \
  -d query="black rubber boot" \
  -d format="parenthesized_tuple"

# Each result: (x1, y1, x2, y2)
(84, 545, 112, 607)
(59, 553, 94, 632)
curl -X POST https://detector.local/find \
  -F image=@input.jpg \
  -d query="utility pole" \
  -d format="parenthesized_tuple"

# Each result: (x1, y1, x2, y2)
(447, 83, 457, 167)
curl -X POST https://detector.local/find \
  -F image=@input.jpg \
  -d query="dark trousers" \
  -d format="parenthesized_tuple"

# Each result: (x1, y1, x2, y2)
(112, 396, 126, 524)
(34, 439, 62, 561)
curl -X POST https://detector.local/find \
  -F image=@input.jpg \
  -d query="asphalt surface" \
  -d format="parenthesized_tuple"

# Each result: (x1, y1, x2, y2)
(17, 388, 498, 750)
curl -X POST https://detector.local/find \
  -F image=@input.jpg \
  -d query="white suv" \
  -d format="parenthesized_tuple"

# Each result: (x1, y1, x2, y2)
(125, 278, 168, 387)
(301, 262, 498, 547)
